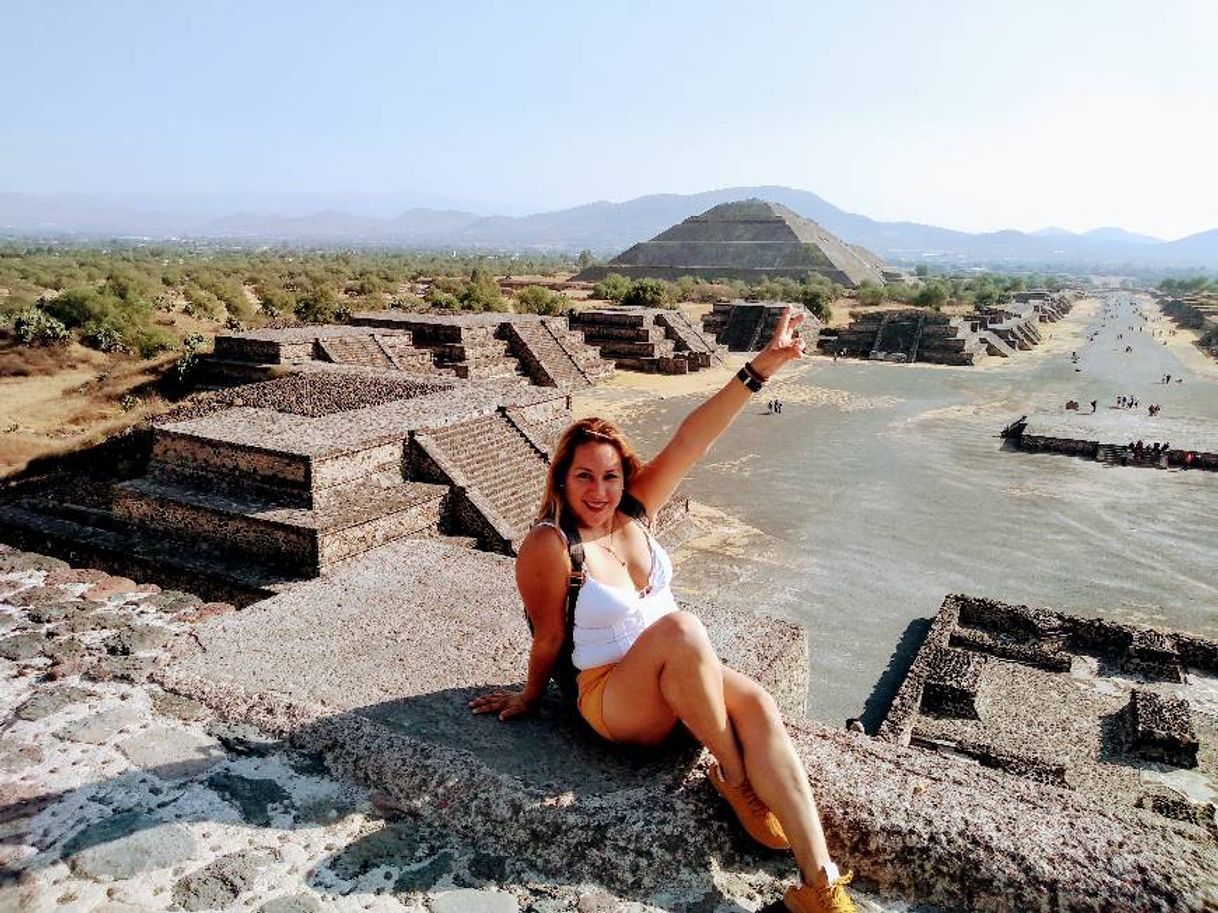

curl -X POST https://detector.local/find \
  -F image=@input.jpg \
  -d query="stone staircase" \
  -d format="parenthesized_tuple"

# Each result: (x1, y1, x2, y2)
(977, 330, 1017, 358)
(411, 412, 549, 552)
(655, 311, 727, 368)
(703, 301, 821, 353)
(832, 310, 988, 365)
(539, 318, 615, 384)
(502, 320, 612, 388)
(569, 310, 688, 374)
(723, 304, 770, 351)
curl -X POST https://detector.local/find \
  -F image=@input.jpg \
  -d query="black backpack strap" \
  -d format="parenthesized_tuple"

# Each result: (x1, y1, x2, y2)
(554, 512, 586, 700)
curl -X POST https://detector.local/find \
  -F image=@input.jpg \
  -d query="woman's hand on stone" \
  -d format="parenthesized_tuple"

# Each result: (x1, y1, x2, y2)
(469, 689, 537, 721)
(751, 305, 807, 379)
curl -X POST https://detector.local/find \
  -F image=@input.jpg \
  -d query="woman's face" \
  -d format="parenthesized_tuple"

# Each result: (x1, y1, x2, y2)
(563, 441, 624, 529)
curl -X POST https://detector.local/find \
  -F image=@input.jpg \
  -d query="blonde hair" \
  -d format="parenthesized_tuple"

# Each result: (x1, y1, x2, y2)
(536, 417, 643, 527)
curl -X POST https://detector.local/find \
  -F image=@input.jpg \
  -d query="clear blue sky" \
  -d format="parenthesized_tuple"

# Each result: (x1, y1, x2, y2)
(4, 1, 1217, 238)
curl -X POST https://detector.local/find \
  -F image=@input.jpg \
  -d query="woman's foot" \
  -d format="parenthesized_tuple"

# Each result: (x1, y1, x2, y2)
(707, 764, 790, 849)
(783, 868, 856, 913)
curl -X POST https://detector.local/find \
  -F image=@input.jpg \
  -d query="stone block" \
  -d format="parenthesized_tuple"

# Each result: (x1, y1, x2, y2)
(919, 646, 985, 719)
(1127, 689, 1199, 768)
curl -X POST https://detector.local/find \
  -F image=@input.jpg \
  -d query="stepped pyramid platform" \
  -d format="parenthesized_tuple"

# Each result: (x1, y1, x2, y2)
(154, 549, 1218, 911)
(568, 308, 726, 374)
(0, 373, 578, 594)
(978, 302, 1043, 351)
(880, 594, 1218, 828)
(576, 199, 891, 288)
(206, 314, 613, 389)
(350, 312, 614, 387)
(826, 309, 989, 365)
(701, 300, 822, 353)
(1006, 411, 1218, 471)
(207, 325, 437, 384)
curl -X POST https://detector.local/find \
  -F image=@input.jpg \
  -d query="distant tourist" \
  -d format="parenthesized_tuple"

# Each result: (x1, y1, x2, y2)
(472, 308, 858, 913)
(1090, 399, 1097, 413)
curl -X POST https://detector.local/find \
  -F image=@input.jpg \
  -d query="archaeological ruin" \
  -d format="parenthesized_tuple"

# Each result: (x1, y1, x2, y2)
(821, 291, 1076, 365)
(1005, 413, 1218, 471)
(567, 307, 728, 373)
(880, 594, 1216, 833)
(700, 300, 823, 353)
(576, 199, 894, 288)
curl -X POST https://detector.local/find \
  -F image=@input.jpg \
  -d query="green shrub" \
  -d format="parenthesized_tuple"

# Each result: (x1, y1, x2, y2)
(13, 307, 69, 345)
(914, 280, 949, 309)
(82, 323, 128, 353)
(294, 285, 340, 323)
(592, 273, 631, 302)
(459, 269, 506, 312)
(390, 293, 425, 311)
(621, 278, 672, 308)
(857, 281, 885, 306)
(514, 285, 566, 315)
(426, 289, 460, 310)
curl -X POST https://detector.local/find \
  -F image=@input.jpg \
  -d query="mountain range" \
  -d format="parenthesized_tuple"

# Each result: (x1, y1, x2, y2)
(2, 186, 1216, 270)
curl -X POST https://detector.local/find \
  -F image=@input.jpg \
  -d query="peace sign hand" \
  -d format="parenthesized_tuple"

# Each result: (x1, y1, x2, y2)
(752, 305, 808, 379)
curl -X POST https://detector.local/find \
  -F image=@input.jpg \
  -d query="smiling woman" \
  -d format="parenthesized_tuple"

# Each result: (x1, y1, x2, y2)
(470, 308, 857, 913)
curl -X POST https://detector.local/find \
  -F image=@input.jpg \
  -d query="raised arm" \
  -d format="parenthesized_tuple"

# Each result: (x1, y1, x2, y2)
(628, 306, 807, 518)
(469, 525, 569, 720)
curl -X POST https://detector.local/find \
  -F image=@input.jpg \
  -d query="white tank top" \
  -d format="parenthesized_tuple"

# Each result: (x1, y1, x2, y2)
(537, 520, 678, 669)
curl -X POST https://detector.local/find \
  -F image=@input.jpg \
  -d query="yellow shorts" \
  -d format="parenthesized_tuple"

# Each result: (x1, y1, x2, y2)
(575, 662, 618, 741)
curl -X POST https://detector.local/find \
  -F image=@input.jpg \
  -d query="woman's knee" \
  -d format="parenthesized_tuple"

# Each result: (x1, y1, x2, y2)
(729, 677, 783, 727)
(652, 611, 713, 655)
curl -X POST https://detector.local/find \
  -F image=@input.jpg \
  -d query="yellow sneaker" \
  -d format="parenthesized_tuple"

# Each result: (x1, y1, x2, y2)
(783, 870, 856, 913)
(707, 764, 790, 849)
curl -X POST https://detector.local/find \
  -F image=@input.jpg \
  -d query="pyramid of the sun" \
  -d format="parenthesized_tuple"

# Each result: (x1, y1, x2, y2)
(579, 198, 889, 288)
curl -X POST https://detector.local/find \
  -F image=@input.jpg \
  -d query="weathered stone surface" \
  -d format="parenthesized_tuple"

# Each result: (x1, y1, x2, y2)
(0, 548, 69, 573)
(174, 602, 236, 623)
(8, 585, 70, 607)
(44, 567, 113, 587)
(0, 738, 44, 773)
(257, 893, 324, 913)
(151, 689, 212, 722)
(206, 771, 292, 826)
(159, 562, 1218, 910)
(64, 814, 199, 879)
(105, 624, 173, 656)
(142, 589, 203, 615)
(576, 892, 623, 913)
(81, 575, 140, 602)
(24, 601, 78, 624)
(430, 889, 518, 913)
(0, 632, 47, 661)
(14, 685, 94, 721)
(171, 851, 273, 911)
(56, 705, 145, 744)
(119, 725, 225, 779)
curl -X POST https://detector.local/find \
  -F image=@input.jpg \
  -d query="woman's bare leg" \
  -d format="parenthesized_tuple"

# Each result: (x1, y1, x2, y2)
(599, 611, 747, 784)
(723, 667, 831, 884)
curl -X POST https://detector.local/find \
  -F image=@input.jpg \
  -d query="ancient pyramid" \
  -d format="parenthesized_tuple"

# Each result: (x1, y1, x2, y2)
(579, 198, 889, 288)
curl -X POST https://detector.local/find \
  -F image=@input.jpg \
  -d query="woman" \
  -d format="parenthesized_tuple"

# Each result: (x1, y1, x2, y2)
(471, 307, 855, 913)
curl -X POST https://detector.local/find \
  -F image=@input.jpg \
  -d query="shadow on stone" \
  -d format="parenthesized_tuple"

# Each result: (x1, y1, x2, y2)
(858, 617, 931, 733)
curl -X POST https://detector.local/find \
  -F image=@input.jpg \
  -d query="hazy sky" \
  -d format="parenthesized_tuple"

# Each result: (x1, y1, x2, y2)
(5, 1, 1217, 238)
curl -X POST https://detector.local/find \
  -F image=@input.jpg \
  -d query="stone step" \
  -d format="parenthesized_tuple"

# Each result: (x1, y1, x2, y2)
(148, 425, 405, 503)
(113, 475, 448, 574)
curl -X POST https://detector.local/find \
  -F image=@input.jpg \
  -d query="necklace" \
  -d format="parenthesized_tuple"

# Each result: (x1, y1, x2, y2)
(597, 517, 629, 570)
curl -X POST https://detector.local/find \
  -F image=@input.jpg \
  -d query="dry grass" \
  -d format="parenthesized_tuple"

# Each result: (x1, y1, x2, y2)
(0, 342, 180, 478)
